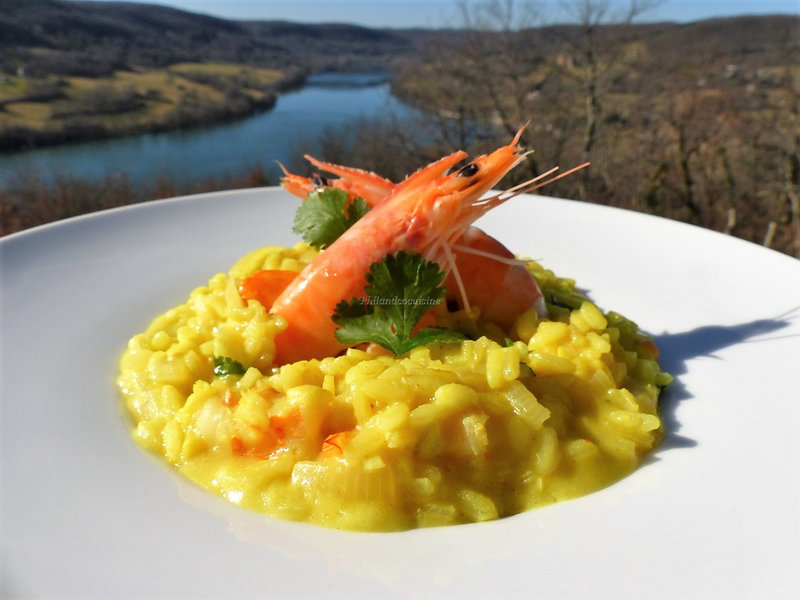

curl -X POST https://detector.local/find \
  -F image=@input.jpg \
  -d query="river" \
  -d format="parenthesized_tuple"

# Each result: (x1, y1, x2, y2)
(0, 73, 416, 189)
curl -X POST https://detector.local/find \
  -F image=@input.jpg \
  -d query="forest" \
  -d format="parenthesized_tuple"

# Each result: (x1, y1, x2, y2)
(359, 7, 800, 258)
(1, 0, 798, 257)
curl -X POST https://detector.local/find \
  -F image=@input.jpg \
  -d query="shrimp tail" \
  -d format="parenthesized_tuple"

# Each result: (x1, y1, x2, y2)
(303, 155, 395, 205)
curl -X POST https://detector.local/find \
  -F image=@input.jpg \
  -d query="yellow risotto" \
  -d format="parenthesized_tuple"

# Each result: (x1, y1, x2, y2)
(118, 243, 671, 531)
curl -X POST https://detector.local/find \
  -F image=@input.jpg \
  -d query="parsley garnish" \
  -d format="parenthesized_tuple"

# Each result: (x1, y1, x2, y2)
(293, 188, 371, 249)
(213, 356, 247, 376)
(332, 251, 466, 355)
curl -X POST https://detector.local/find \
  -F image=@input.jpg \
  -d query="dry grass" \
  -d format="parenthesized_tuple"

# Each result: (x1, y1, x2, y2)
(0, 62, 281, 138)
(0, 165, 275, 237)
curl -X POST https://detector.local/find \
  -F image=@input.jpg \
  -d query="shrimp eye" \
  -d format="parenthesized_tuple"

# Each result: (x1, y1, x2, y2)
(312, 174, 329, 188)
(457, 163, 479, 177)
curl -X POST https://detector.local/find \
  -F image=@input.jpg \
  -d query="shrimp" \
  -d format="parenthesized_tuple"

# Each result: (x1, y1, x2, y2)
(270, 127, 585, 364)
(280, 155, 393, 205)
(446, 227, 547, 328)
(279, 143, 547, 330)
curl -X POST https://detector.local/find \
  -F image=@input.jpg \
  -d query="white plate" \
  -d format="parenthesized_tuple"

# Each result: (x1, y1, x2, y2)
(2, 188, 799, 599)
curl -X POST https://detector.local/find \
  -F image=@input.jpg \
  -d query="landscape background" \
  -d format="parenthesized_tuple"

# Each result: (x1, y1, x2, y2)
(1, 0, 798, 257)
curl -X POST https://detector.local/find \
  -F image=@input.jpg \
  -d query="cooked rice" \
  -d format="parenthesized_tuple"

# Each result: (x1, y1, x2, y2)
(118, 243, 671, 531)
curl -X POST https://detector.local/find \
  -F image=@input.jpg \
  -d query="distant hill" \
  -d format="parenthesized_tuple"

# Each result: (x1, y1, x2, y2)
(0, 0, 417, 75)
(2, 2, 798, 255)
(3, 0, 797, 78)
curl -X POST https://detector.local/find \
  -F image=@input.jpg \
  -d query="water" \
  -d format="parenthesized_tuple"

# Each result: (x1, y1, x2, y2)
(0, 73, 414, 189)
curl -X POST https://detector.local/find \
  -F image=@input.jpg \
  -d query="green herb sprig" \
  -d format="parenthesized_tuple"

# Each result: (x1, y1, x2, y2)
(332, 251, 465, 355)
(292, 188, 370, 250)
(213, 356, 247, 376)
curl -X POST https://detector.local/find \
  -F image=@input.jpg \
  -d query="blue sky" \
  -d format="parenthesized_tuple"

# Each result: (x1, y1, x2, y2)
(75, 0, 799, 28)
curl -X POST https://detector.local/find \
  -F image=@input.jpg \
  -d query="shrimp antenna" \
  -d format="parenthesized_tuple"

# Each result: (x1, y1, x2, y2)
(440, 241, 471, 314)
(451, 243, 530, 267)
(500, 162, 591, 200)
(503, 166, 560, 195)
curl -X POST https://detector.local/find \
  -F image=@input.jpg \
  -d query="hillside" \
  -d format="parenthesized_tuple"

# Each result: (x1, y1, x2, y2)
(387, 13, 799, 256)
(0, 0, 415, 75)
(1, 1, 798, 255)
(0, 0, 419, 150)
(3, 2, 796, 87)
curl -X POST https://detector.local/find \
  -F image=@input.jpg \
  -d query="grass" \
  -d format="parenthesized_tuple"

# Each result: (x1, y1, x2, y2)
(0, 61, 291, 236)
(0, 165, 276, 237)
(4, 101, 51, 123)
(0, 62, 285, 142)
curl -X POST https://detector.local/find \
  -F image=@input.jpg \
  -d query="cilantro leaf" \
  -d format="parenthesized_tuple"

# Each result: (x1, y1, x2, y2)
(292, 188, 370, 249)
(213, 356, 247, 376)
(332, 251, 466, 355)
(332, 300, 400, 350)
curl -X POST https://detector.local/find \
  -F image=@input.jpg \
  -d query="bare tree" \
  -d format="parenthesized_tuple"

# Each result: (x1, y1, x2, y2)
(455, 0, 543, 142)
(759, 57, 800, 257)
(391, 0, 548, 180)
(553, 0, 660, 196)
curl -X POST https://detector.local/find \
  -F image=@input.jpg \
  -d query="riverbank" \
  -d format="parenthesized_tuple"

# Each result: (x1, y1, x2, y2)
(0, 163, 276, 237)
(0, 72, 413, 191)
(1, 0, 417, 153)
(0, 64, 306, 152)
(0, 72, 417, 236)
